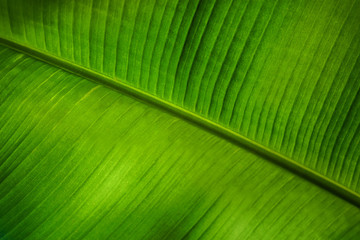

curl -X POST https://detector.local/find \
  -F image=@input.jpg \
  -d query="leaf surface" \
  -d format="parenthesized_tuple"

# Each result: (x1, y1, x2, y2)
(0, 0, 360, 239)
(1, 0, 359, 193)
(0, 46, 360, 240)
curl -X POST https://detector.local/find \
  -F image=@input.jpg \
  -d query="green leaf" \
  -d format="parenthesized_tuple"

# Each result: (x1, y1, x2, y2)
(0, 45, 359, 240)
(0, 0, 360, 239)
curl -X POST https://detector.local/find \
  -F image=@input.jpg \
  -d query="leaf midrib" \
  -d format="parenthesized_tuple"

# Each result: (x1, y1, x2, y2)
(1, 36, 359, 207)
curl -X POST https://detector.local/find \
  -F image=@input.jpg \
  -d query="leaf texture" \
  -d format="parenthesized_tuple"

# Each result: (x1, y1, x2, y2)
(0, 0, 359, 194)
(1, 46, 360, 240)
(1, 0, 360, 239)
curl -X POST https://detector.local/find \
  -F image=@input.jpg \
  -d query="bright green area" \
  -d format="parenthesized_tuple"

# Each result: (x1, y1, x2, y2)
(1, 0, 360, 239)
(0, 0, 359, 194)
(1, 46, 360, 240)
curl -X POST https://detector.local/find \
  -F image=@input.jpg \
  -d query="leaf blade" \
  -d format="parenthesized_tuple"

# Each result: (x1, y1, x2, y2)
(1, 46, 360, 239)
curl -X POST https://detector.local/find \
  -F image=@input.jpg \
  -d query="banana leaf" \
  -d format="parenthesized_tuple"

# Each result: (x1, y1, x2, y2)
(0, 0, 360, 239)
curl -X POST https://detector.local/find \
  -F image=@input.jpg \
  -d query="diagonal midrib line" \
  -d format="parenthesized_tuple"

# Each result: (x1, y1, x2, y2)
(0, 36, 359, 208)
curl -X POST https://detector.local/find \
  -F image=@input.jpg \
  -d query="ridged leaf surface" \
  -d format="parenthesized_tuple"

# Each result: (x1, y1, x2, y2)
(0, 46, 360, 240)
(1, 0, 360, 239)
(1, 0, 359, 192)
